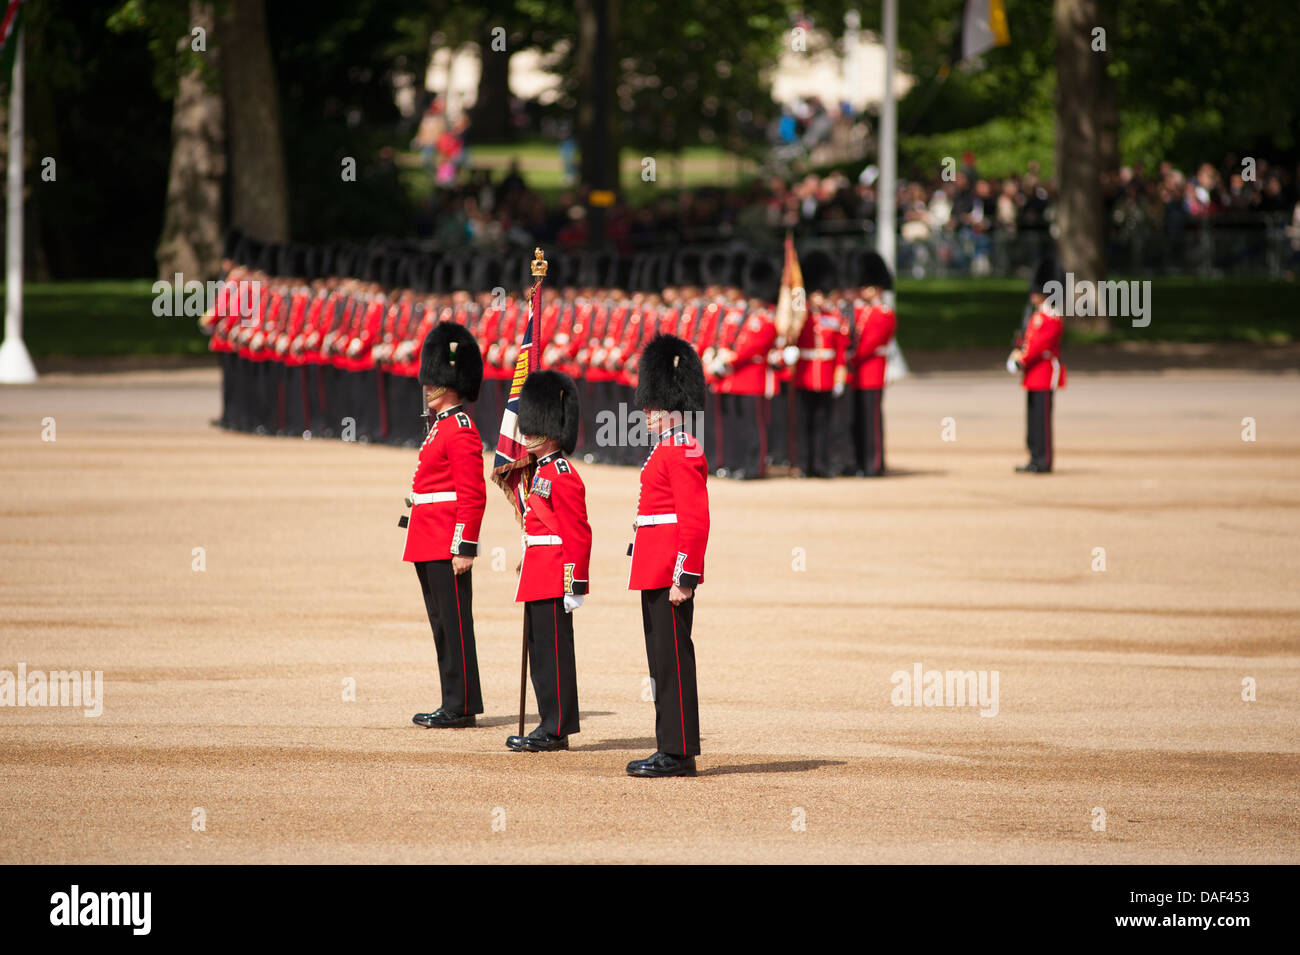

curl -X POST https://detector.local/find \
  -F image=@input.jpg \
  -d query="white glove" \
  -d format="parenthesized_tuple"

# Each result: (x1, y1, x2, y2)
(833, 381, 846, 398)
(1005, 355, 1019, 374)
(563, 594, 584, 613)
(782, 345, 800, 366)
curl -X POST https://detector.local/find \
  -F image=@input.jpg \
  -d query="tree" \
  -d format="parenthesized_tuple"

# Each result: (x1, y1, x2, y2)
(219, 0, 289, 243)
(467, 21, 512, 143)
(574, 0, 617, 201)
(1053, 0, 1106, 330)
(156, 2, 225, 281)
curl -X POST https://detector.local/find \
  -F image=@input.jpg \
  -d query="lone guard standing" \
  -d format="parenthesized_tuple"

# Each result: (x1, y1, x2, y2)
(1009, 258, 1067, 473)
(626, 335, 710, 778)
(508, 370, 593, 753)
(402, 322, 488, 728)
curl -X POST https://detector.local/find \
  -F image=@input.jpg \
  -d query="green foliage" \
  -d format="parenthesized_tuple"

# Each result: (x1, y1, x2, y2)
(1111, 0, 1300, 161)
(614, 0, 789, 158)
(900, 68, 1056, 181)
(107, 0, 222, 99)
(28, 1, 172, 278)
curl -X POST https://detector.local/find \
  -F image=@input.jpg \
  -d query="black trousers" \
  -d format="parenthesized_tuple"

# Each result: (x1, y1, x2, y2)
(828, 390, 855, 475)
(721, 394, 767, 479)
(414, 560, 483, 716)
(306, 363, 330, 437)
(348, 369, 381, 442)
(796, 389, 834, 476)
(525, 597, 580, 737)
(584, 380, 616, 462)
(1026, 390, 1054, 470)
(767, 383, 792, 468)
(218, 352, 236, 428)
(640, 587, 700, 757)
(851, 388, 885, 476)
(386, 374, 424, 447)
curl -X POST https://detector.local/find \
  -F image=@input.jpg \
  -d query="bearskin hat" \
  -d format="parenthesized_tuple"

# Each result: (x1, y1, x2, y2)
(635, 334, 706, 414)
(1030, 256, 1065, 296)
(852, 249, 893, 291)
(517, 370, 580, 454)
(799, 247, 842, 294)
(742, 253, 782, 303)
(419, 321, 483, 401)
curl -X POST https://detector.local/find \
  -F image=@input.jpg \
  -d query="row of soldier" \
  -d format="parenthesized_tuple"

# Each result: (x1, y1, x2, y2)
(200, 251, 901, 479)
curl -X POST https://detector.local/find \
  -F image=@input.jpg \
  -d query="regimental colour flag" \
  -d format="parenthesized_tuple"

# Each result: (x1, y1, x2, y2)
(491, 249, 548, 524)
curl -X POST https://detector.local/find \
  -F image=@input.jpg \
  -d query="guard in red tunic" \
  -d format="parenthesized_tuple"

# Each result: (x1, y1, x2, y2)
(793, 293, 849, 477)
(711, 298, 778, 479)
(626, 335, 710, 778)
(401, 322, 488, 728)
(508, 371, 592, 753)
(847, 252, 897, 477)
(1009, 258, 1067, 473)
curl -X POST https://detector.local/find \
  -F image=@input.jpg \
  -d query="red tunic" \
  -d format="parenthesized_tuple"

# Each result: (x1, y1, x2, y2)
(794, 304, 849, 392)
(715, 307, 778, 396)
(1019, 307, 1067, 391)
(850, 302, 896, 390)
(401, 405, 487, 562)
(515, 452, 593, 602)
(628, 427, 710, 591)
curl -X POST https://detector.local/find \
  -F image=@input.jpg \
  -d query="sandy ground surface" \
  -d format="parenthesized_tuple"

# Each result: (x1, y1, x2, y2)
(1, 366, 1297, 864)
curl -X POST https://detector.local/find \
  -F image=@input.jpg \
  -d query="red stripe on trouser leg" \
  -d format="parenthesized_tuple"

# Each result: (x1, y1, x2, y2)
(713, 398, 725, 465)
(873, 395, 882, 473)
(1045, 393, 1053, 469)
(452, 570, 468, 714)
(670, 599, 686, 756)
(553, 600, 561, 731)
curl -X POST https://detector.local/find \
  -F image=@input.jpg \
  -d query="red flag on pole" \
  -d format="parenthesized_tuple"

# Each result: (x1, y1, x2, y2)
(490, 248, 548, 524)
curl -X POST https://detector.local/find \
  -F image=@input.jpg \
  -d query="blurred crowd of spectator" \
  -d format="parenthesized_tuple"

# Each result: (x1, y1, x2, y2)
(410, 137, 1300, 275)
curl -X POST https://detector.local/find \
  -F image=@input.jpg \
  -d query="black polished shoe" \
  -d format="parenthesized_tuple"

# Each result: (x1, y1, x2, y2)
(507, 730, 569, 752)
(626, 751, 697, 778)
(413, 708, 477, 729)
(1015, 463, 1051, 473)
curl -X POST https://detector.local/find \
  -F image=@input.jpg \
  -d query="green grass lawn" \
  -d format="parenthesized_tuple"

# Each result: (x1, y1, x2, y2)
(399, 143, 758, 206)
(5, 276, 1297, 358)
(11, 280, 210, 358)
(895, 276, 1300, 349)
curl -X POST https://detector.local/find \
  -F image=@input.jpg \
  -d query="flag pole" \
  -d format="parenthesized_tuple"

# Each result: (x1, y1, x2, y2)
(0, 25, 35, 384)
(517, 247, 548, 737)
(877, 0, 898, 309)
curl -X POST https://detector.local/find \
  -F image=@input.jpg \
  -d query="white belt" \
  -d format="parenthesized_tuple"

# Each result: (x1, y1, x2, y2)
(635, 513, 678, 527)
(408, 491, 457, 505)
(800, 348, 835, 360)
(525, 534, 562, 546)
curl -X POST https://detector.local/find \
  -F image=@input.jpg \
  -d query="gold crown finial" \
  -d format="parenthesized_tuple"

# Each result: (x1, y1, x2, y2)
(531, 247, 548, 278)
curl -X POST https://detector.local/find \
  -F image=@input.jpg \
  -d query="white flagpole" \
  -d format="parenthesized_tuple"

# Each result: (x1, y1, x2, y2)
(877, 0, 897, 304)
(0, 26, 35, 383)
